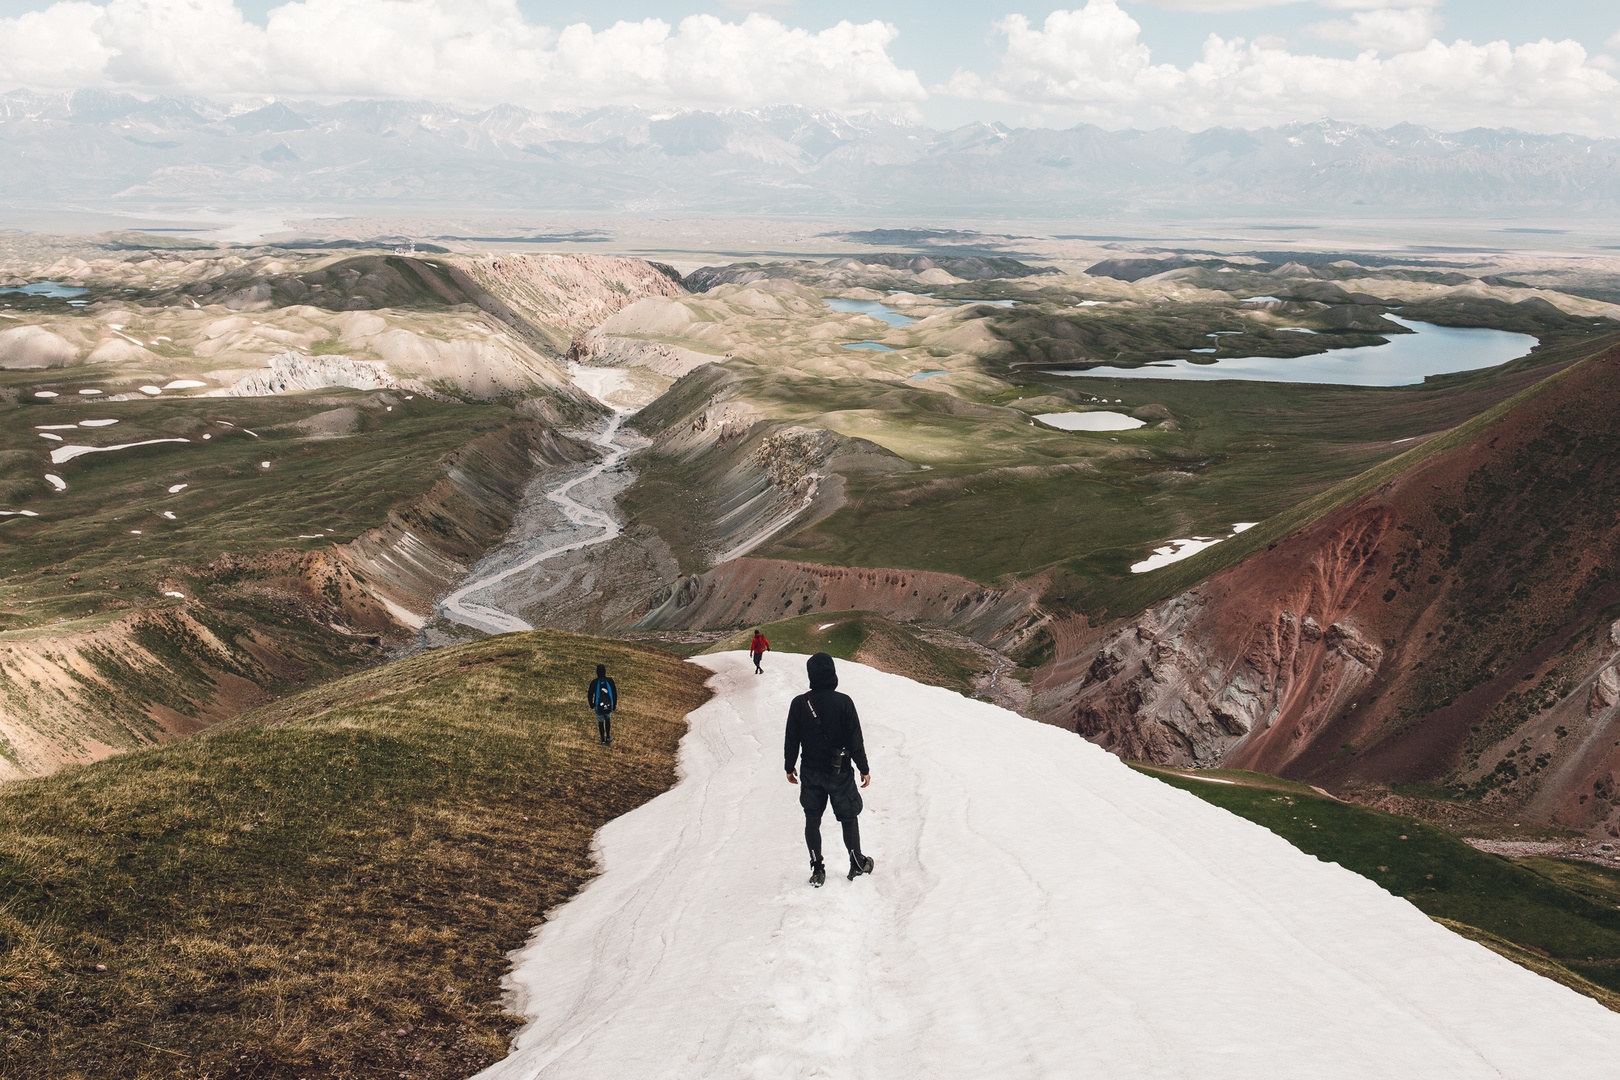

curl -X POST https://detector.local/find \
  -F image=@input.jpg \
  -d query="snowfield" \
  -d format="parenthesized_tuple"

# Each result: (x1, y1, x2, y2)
(476, 653, 1620, 1080)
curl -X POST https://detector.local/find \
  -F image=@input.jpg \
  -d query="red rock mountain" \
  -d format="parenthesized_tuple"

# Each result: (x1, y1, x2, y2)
(1059, 346, 1620, 834)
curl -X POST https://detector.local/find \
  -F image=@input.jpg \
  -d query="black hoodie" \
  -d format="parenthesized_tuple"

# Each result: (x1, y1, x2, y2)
(784, 652, 869, 776)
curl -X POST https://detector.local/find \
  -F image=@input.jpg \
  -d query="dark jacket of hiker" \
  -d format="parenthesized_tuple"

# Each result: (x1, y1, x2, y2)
(588, 675, 618, 714)
(784, 653, 868, 776)
(751, 632, 770, 657)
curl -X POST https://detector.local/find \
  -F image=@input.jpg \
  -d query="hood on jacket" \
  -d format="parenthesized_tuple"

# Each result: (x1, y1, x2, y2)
(807, 651, 838, 691)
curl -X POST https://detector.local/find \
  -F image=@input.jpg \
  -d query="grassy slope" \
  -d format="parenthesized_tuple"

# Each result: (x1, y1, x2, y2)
(0, 392, 517, 630)
(0, 630, 713, 1080)
(764, 330, 1620, 619)
(704, 611, 982, 695)
(1044, 332, 1620, 618)
(1135, 765, 1620, 1008)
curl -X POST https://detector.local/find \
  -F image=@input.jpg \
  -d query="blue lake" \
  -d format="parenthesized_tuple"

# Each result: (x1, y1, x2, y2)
(1048, 317, 1539, 387)
(843, 342, 897, 352)
(1, 280, 88, 298)
(908, 370, 950, 380)
(825, 298, 915, 327)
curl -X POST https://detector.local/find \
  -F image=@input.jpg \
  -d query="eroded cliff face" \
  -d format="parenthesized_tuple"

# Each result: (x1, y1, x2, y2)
(457, 253, 686, 355)
(635, 557, 1047, 654)
(0, 421, 593, 781)
(1054, 346, 1620, 834)
(1066, 510, 1389, 767)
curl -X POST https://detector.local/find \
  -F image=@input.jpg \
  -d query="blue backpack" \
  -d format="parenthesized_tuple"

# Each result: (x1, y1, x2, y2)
(592, 678, 616, 711)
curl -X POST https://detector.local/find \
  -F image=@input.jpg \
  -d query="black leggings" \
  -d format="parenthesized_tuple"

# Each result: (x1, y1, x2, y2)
(805, 815, 862, 866)
(597, 711, 612, 742)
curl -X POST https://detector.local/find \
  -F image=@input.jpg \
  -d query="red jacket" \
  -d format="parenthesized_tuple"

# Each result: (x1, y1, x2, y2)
(750, 633, 769, 655)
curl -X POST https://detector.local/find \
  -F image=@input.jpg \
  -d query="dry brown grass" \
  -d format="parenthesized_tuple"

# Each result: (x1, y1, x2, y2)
(0, 630, 712, 1079)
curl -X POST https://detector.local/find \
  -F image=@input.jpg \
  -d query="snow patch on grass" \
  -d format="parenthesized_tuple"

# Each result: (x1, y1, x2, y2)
(50, 438, 190, 465)
(1131, 522, 1259, 573)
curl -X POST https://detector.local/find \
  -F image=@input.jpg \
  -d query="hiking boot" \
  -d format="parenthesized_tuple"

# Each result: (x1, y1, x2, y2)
(809, 862, 826, 887)
(847, 855, 874, 880)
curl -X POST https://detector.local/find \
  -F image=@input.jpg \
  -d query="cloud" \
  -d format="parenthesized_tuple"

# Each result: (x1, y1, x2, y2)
(946, 2, 1620, 134)
(0, 0, 924, 110)
(1132, 0, 1426, 11)
(1309, 7, 1443, 54)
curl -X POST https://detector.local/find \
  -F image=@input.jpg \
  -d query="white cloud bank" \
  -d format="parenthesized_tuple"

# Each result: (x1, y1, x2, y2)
(0, 0, 1617, 135)
(1309, 7, 1444, 55)
(0, 0, 925, 110)
(945, 2, 1620, 134)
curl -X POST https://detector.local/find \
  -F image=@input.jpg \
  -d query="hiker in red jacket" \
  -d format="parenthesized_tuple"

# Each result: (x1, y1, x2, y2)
(750, 630, 770, 674)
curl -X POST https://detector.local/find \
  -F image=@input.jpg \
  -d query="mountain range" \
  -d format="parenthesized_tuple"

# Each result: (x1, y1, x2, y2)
(4, 89, 1620, 217)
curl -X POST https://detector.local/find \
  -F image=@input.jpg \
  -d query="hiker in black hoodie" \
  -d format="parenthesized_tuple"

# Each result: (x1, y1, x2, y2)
(784, 652, 874, 887)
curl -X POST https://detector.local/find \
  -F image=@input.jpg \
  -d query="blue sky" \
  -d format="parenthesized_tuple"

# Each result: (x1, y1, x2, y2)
(1, 1, 1618, 133)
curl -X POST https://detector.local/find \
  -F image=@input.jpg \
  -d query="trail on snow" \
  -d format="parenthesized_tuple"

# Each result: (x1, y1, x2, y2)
(473, 653, 1620, 1080)
(440, 410, 628, 635)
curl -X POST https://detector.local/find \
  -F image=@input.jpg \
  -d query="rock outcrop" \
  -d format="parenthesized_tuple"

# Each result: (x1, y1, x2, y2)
(229, 351, 399, 396)
(1069, 513, 1388, 768)
(635, 557, 1046, 653)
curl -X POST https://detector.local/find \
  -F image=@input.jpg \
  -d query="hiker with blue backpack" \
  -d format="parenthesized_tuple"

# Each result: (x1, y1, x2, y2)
(588, 664, 618, 745)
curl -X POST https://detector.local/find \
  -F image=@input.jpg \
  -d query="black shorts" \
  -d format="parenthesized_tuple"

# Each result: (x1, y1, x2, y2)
(799, 767, 863, 822)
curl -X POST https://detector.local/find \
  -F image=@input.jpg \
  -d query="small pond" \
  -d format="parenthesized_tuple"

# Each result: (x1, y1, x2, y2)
(1, 281, 88, 298)
(1036, 411, 1145, 431)
(843, 342, 897, 352)
(1048, 316, 1539, 387)
(908, 370, 950, 380)
(825, 298, 916, 327)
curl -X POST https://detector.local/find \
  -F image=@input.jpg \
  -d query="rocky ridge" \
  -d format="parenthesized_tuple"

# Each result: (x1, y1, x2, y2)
(1052, 345, 1620, 835)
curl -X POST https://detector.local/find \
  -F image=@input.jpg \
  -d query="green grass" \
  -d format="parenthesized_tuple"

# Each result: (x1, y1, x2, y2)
(704, 610, 982, 695)
(0, 392, 516, 630)
(764, 334, 1612, 614)
(617, 272, 1619, 627)
(1135, 765, 1620, 1005)
(0, 630, 713, 1079)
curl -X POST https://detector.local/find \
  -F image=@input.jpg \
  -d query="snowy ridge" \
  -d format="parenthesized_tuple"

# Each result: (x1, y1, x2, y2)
(476, 654, 1620, 1079)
